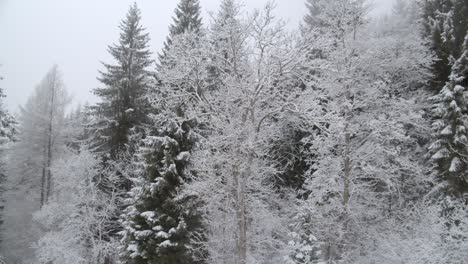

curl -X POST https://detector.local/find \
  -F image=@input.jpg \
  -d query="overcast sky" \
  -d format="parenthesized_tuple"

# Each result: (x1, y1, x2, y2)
(0, 0, 394, 112)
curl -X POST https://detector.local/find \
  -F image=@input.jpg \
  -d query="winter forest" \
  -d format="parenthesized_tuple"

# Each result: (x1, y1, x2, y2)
(0, 0, 467, 263)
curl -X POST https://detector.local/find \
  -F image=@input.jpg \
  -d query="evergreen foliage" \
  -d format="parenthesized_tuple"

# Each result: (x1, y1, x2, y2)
(429, 33, 468, 193)
(120, 1, 206, 263)
(84, 4, 155, 261)
(422, 0, 468, 90)
(4, 1, 468, 263)
(159, 0, 203, 65)
(121, 113, 203, 264)
(92, 2, 153, 158)
(0, 72, 17, 246)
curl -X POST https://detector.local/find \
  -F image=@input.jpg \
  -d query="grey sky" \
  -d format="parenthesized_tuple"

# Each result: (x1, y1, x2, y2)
(0, 0, 394, 112)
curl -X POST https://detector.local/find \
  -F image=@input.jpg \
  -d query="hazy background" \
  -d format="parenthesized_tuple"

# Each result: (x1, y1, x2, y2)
(0, 0, 394, 112)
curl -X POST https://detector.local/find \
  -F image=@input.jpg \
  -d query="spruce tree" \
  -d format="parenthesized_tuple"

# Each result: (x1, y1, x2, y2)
(429, 33, 468, 193)
(211, 0, 240, 36)
(0, 75, 17, 145)
(0, 72, 17, 246)
(120, 114, 203, 264)
(89, 4, 153, 261)
(92, 2, 153, 158)
(422, 0, 468, 90)
(303, 0, 332, 32)
(158, 0, 202, 65)
(209, 0, 243, 76)
(120, 1, 205, 263)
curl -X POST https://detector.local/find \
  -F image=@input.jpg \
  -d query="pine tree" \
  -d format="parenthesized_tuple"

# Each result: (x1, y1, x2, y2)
(92, 2, 153, 158)
(158, 0, 203, 65)
(429, 33, 468, 193)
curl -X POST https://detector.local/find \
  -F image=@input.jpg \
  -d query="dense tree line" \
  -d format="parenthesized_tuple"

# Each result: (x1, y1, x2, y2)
(0, 0, 467, 263)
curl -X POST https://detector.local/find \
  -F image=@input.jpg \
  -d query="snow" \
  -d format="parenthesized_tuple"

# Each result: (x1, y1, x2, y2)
(432, 149, 449, 160)
(159, 240, 178, 248)
(175, 151, 190, 161)
(168, 163, 177, 174)
(168, 228, 177, 235)
(454, 85, 464, 93)
(4, 0, 468, 263)
(135, 230, 153, 240)
(141, 211, 155, 219)
(449, 100, 459, 110)
(155, 231, 169, 239)
(127, 244, 137, 252)
(449, 157, 461, 172)
(441, 125, 453, 136)
(152, 225, 163, 231)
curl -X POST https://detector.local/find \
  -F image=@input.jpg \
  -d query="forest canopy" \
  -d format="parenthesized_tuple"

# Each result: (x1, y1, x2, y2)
(0, 0, 467, 263)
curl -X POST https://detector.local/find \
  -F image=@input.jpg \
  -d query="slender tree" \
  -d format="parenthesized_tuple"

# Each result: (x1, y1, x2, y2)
(2, 65, 69, 262)
(15, 65, 69, 207)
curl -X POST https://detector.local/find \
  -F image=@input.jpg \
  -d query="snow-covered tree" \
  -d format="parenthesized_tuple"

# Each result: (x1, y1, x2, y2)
(86, 6, 154, 258)
(91, 2, 153, 158)
(0, 70, 17, 247)
(288, 0, 434, 262)
(429, 33, 468, 193)
(120, 114, 203, 264)
(63, 103, 92, 150)
(155, 2, 313, 262)
(2, 65, 70, 263)
(119, 1, 207, 262)
(422, 0, 468, 90)
(0, 82, 17, 146)
(33, 149, 122, 264)
(158, 0, 203, 65)
(210, 0, 242, 64)
(2, 1, 465, 263)
(12, 65, 69, 206)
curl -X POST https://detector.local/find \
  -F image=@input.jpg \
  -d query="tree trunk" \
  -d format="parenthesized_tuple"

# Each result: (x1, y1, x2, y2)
(237, 167, 248, 264)
(343, 128, 350, 206)
(40, 148, 47, 207)
(45, 71, 56, 203)
(232, 158, 248, 264)
(343, 87, 352, 207)
(338, 90, 353, 262)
